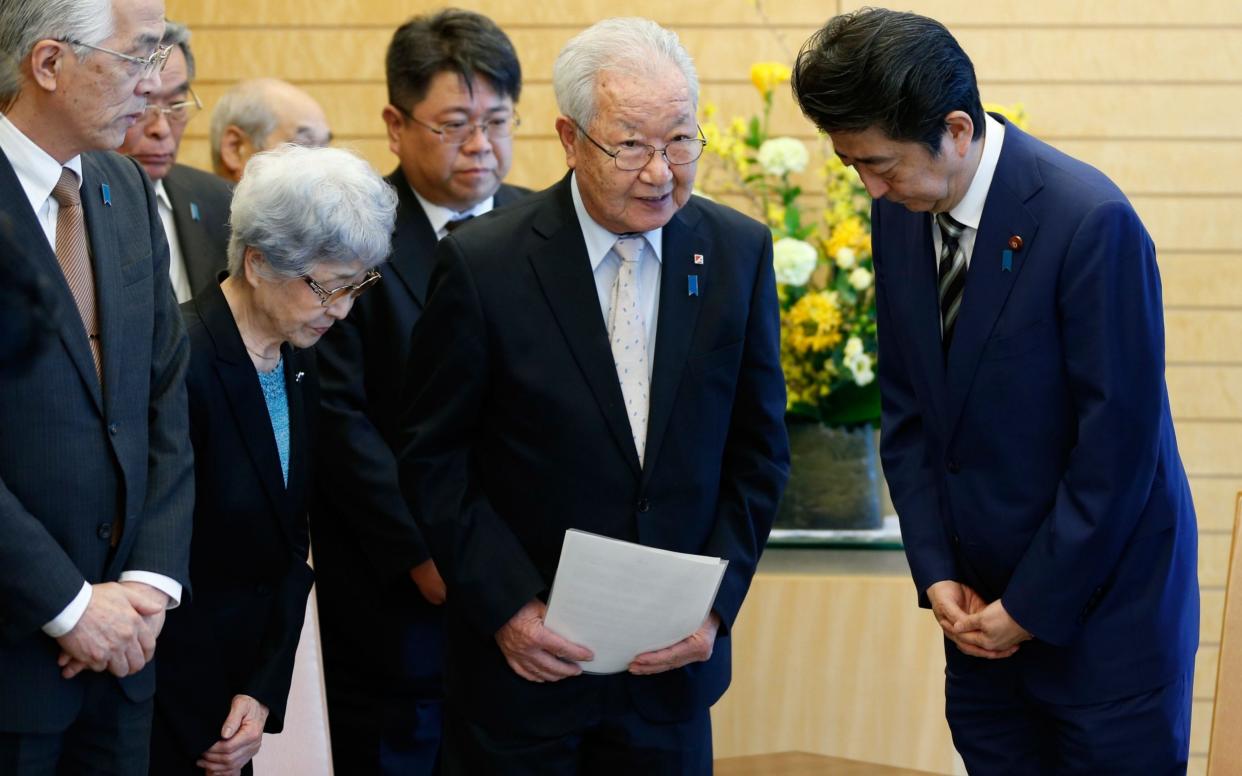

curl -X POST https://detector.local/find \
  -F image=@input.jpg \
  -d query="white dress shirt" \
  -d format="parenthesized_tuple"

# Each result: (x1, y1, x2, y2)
(0, 112, 182, 637)
(570, 172, 663, 380)
(931, 112, 1006, 269)
(154, 180, 193, 303)
(412, 187, 496, 241)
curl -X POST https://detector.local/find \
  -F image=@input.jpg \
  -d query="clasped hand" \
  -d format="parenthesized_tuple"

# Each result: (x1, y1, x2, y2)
(926, 580, 1031, 659)
(55, 581, 169, 679)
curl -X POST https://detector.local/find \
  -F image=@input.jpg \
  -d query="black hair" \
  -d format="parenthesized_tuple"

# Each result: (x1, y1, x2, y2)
(386, 8, 522, 110)
(791, 8, 983, 155)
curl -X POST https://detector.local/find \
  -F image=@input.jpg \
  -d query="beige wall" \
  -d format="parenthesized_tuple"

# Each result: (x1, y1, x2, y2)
(166, 1, 1242, 772)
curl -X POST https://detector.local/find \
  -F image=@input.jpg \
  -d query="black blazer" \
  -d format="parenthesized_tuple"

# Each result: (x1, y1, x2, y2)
(0, 147, 193, 733)
(161, 163, 232, 298)
(153, 280, 317, 759)
(395, 174, 790, 736)
(310, 172, 527, 690)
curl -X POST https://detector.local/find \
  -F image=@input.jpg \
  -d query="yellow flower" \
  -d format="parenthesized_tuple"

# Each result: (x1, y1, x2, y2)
(984, 102, 1030, 130)
(750, 62, 792, 96)
(784, 290, 844, 354)
(825, 216, 866, 259)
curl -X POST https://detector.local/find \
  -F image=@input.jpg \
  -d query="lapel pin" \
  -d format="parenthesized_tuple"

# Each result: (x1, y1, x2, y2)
(1002, 249, 1013, 272)
(100, 183, 111, 207)
(295, 371, 305, 383)
(693, 253, 704, 265)
(688, 275, 700, 296)
(190, 202, 201, 222)
(1008, 235, 1023, 251)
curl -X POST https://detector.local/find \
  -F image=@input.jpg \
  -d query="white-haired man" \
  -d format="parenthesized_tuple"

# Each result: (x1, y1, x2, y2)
(209, 78, 331, 184)
(396, 16, 788, 774)
(0, 0, 194, 773)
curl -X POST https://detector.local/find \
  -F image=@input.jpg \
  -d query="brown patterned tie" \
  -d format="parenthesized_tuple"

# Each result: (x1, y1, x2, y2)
(51, 168, 102, 381)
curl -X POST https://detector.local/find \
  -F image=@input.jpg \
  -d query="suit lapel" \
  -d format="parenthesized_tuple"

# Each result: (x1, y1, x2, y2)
(80, 155, 124, 415)
(197, 284, 291, 519)
(900, 212, 950, 414)
(642, 204, 706, 480)
(528, 179, 643, 475)
(943, 125, 1042, 438)
(279, 349, 309, 552)
(384, 171, 439, 308)
(163, 169, 216, 295)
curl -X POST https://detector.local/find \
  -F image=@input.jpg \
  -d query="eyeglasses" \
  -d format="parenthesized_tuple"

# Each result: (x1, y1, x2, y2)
(303, 269, 382, 307)
(399, 107, 520, 146)
(139, 88, 202, 126)
(574, 122, 707, 171)
(60, 39, 173, 81)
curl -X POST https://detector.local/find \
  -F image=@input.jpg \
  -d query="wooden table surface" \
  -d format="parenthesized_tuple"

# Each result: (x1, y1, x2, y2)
(715, 751, 946, 776)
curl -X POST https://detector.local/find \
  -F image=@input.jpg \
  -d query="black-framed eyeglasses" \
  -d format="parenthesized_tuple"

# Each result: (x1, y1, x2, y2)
(574, 122, 707, 171)
(59, 39, 172, 81)
(397, 106, 520, 146)
(139, 87, 202, 126)
(303, 269, 382, 306)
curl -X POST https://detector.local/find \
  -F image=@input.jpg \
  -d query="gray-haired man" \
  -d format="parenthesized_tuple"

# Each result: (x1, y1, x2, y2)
(209, 78, 331, 183)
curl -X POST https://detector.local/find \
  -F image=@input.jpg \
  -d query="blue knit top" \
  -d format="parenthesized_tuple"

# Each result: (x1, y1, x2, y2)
(256, 358, 290, 486)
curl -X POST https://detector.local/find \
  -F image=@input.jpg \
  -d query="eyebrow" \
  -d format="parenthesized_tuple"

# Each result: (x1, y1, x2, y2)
(836, 151, 895, 166)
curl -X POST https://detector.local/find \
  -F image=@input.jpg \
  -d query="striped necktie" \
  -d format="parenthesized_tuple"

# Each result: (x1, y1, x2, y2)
(936, 212, 968, 354)
(51, 167, 102, 380)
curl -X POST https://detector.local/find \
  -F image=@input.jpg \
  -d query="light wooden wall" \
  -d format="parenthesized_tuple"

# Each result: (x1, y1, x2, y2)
(166, 1, 1242, 772)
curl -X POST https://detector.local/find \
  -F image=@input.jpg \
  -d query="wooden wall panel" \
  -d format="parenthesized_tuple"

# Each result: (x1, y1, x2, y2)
(165, 0, 1241, 769)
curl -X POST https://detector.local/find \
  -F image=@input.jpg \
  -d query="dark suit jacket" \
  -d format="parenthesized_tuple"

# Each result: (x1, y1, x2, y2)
(153, 280, 317, 758)
(875, 116, 1199, 705)
(0, 148, 194, 733)
(395, 174, 790, 736)
(161, 163, 232, 298)
(311, 172, 527, 693)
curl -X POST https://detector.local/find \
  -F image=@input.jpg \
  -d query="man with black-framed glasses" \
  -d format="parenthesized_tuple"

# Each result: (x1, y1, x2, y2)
(0, 0, 194, 773)
(119, 20, 232, 303)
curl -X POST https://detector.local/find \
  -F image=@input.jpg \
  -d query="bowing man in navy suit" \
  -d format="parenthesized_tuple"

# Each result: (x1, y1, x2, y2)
(395, 17, 789, 775)
(791, 9, 1199, 773)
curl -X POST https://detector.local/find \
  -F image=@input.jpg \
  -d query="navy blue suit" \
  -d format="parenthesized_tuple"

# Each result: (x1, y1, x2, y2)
(875, 117, 1198, 771)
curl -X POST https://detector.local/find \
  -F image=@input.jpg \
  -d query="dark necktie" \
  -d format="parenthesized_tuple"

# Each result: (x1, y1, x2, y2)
(51, 168, 102, 380)
(444, 214, 474, 233)
(936, 212, 968, 354)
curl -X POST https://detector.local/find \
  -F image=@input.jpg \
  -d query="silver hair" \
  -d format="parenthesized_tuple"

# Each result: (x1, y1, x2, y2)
(209, 79, 285, 171)
(227, 145, 397, 279)
(552, 17, 699, 129)
(0, 0, 113, 107)
(161, 20, 194, 82)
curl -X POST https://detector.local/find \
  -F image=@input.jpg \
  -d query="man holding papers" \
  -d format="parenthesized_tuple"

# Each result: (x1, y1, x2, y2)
(396, 16, 789, 774)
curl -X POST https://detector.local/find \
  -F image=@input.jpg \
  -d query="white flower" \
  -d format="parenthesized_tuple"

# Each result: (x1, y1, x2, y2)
(849, 267, 873, 291)
(834, 246, 857, 269)
(844, 336, 863, 358)
(772, 237, 818, 286)
(852, 361, 875, 386)
(757, 137, 809, 176)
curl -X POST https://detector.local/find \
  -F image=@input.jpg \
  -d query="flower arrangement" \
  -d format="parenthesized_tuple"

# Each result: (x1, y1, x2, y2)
(699, 62, 1029, 429)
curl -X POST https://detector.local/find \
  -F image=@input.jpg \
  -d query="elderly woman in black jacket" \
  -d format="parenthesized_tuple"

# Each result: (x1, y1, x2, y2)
(149, 145, 396, 776)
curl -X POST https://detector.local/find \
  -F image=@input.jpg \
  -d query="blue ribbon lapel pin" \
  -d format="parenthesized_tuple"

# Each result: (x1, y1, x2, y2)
(190, 202, 201, 222)
(100, 183, 112, 207)
(688, 275, 700, 296)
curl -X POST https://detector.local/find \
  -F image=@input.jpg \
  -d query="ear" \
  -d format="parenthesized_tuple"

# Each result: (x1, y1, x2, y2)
(219, 125, 251, 182)
(28, 39, 67, 93)
(381, 104, 405, 158)
(943, 110, 976, 159)
(241, 246, 266, 288)
(555, 116, 579, 170)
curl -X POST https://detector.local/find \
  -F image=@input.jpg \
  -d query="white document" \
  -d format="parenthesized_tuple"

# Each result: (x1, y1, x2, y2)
(543, 529, 729, 674)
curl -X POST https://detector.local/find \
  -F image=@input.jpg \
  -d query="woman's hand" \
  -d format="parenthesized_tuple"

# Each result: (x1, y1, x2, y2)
(196, 694, 269, 775)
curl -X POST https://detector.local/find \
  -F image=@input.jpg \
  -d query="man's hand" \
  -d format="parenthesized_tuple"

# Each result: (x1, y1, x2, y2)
(926, 580, 1018, 660)
(954, 598, 1032, 654)
(55, 582, 164, 679)
(628, 612, 721, 675)
(495, 599, 593, 683)
(196, 694, 269, 776)
(409, 559, 446, 606)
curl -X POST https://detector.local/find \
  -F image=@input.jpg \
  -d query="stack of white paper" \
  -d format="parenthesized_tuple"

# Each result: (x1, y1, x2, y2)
(543, 529, 729, 674)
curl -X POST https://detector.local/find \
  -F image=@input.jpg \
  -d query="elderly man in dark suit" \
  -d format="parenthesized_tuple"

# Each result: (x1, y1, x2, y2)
(792, 9, 1199, 773)
(0, 0, 194, 773)
(395, 17, 789, 775)
(311, 10, 526, 775)
(118, 19, 231, 303)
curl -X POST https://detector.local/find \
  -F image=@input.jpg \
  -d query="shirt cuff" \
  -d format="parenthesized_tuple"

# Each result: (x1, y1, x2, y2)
(119, 572, 182, 610)
(42, 581, 91, 638)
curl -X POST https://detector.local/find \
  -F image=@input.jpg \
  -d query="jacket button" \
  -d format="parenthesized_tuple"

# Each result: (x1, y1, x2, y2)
(636, 498, 651, 513)
(96, 523, 112, 540)
(946, 460, 961, 474)
(108, 423, 118, 436)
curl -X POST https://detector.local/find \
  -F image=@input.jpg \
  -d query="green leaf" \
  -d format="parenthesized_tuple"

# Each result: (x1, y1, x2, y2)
(816, 382, 882, 428)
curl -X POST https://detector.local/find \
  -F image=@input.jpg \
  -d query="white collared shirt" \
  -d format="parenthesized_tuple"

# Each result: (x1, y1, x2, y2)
(0, 111, 182, 637)
(932, 113, 1006, 269)
(154, 180, 192, 303)
(570, 172, 663, 379)
(412, 187, 496, 241)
